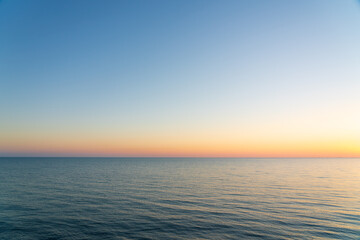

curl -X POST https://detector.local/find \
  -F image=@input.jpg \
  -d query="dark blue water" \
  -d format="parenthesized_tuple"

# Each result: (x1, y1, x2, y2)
(0, 158, 359, 239)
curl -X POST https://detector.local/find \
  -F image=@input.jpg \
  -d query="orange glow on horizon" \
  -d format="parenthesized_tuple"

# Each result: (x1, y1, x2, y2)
(2, 135, 359, 157)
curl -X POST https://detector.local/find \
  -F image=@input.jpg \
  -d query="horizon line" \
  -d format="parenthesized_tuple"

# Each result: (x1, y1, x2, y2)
(0, 156, 359, 159)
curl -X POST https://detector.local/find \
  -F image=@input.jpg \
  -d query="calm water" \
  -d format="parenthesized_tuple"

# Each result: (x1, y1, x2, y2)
(0, 158, 359, 239)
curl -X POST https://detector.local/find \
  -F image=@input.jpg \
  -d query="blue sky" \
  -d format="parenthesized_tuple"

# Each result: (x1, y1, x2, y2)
(1, 0, 359, 156)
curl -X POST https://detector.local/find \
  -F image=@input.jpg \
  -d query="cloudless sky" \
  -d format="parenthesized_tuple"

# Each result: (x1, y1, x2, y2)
(1, 0, 359, 157)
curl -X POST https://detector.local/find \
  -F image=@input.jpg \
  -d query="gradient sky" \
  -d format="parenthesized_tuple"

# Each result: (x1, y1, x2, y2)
(1, 0, 359, 157)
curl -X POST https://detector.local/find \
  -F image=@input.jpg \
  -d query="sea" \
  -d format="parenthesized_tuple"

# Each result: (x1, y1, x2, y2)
(0, 157, 359, 239)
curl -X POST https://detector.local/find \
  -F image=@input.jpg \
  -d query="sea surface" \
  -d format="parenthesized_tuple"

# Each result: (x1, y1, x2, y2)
(0, 158, 359, 239)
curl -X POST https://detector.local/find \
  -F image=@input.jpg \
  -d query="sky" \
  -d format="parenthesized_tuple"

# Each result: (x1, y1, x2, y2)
(1, 0, 359, 157)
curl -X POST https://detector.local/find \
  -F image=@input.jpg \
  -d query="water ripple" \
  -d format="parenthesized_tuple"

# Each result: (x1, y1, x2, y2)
(1, 157, 359, 239)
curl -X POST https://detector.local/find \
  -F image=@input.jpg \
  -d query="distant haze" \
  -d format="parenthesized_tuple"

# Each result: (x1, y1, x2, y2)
(1, 0, 359, 157)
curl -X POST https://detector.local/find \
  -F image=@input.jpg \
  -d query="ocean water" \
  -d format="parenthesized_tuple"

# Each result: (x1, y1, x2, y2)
(0, 158, 359, 240)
